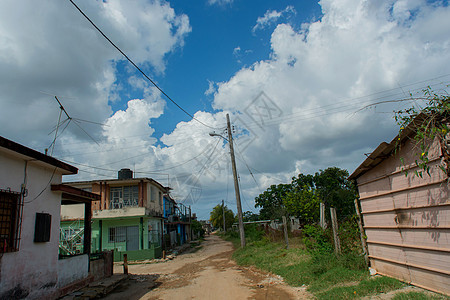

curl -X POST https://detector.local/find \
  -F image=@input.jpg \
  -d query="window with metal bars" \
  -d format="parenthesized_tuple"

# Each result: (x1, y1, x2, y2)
(109, 186, 139, 209)
(0, 189, 23, 253)
(108, 226, 126, 243)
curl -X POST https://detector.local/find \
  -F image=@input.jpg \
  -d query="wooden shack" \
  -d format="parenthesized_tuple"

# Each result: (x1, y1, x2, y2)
(349, 118, 449, 295)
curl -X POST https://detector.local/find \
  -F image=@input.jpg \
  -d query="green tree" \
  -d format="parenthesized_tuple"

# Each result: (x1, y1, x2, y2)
(254, 168, 356, 225)
(243, 211, 260, 222)
(284, 173, 318, 224)
(284, 188, 318, 223)
(191, 219, 205, 238)
(314, 167, 357, 219)
(254, 183, 291, 220)
(209, 203, 236, 231)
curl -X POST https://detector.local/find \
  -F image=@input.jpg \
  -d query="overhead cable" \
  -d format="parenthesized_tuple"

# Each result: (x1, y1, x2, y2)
(67, 0, 218, 130)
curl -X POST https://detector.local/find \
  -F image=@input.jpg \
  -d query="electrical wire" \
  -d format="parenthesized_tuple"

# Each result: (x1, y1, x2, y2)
(58, 139, 218, 175)
(76, 168, 113, 178)
(47, 76, 448, 158)
(233, 78, 450, 131)
(72, 119, 99, 145)
(46, 130, 205, 154)
(237, 171, 255, 211)
(24, 167, 57, 204)
(67, 0, 219, 130)
(194, 139, 222, 179)
(233, 141, 263, 195)
(52, 133, 204, 158)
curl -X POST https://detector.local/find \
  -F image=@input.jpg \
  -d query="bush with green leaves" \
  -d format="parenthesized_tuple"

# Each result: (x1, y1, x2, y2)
(302, 224, 334, 255)
(394, 88, 450, 177)
(303, 218, 365, 262)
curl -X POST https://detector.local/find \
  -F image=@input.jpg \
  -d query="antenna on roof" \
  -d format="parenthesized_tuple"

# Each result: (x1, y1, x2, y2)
(48, 96, 104, 156)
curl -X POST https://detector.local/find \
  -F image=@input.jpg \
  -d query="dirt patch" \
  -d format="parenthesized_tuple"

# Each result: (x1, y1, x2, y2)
(107, 235, 313, 299)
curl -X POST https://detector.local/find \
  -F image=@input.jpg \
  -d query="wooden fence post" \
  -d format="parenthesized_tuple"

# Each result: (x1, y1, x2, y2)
(320, 202, 326, 229)
(282, 216, 289, 249)
(330, 207, 341, 255)
(123, 254, 128, 275)
(354, 198, 369, 266)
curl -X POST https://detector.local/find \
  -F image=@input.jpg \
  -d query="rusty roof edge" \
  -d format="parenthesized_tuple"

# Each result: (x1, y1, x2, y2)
(349, 113, 427, 181)
(349, 142, 391, 180)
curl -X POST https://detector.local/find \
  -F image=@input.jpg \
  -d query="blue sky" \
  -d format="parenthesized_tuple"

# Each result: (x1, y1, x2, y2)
(1, 0, 450, 219)
(111, 0, 323, 139)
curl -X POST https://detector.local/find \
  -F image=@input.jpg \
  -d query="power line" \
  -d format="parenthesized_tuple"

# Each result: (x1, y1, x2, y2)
(67, 0, 218, 130)
(234, 78, 450, 131)
(46, 128, 211, 153)
(237, 171, 255, 212)
(24, 167, 57, 204)
(194, 139, 222, 179)
(59, 138, 222, 179)
(233, 141, 263, 195)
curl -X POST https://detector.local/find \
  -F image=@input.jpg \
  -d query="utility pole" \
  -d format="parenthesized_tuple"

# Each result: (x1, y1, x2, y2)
(282, 215, 289, 249)
(226, 114, 246, 247)
(222, 199, 226, 232)
(189, 205, 192, 242)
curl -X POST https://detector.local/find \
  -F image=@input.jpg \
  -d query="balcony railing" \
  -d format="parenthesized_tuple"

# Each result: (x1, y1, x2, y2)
(109, 198, 139, 209)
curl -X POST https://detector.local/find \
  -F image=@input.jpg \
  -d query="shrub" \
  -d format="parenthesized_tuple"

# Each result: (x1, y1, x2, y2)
(302, 224, 333, 254)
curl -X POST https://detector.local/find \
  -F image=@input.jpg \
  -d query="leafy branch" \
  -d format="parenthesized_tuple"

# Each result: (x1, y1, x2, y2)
(394, 87, 450, 177)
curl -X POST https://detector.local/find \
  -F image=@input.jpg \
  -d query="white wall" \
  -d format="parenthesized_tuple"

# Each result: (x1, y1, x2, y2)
(146, 183, 164, 213)
(61, 203, 85, 220)
(0, 150, 79, 299)
(57, 255, 89, 288)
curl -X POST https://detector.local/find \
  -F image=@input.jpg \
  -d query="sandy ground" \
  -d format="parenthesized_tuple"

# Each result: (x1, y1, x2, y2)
(104, 234, 312, 300)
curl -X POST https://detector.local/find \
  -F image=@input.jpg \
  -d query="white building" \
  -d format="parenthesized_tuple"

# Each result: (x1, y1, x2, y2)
(0, 136, 99, 299)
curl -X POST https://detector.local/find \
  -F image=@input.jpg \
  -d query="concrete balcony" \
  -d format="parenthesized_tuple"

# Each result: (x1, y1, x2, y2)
(93, 207, 163, 219)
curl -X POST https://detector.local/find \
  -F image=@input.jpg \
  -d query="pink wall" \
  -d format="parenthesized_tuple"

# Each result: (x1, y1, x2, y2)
(356, 136, 450, 295)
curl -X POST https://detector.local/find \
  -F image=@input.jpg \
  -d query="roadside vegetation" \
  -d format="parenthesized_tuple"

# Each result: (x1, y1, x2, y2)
(212, 166, 405, 299)
(211, 91, 450, 298)
(220, 223, 407, 299)
(392, 291, 449, 300)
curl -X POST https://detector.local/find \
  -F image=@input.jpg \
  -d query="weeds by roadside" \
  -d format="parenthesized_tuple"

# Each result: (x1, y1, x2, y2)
(221, 221, 410, 299)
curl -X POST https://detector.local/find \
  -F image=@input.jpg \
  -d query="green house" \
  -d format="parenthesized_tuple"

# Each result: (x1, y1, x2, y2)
(61, 169, 167, 261)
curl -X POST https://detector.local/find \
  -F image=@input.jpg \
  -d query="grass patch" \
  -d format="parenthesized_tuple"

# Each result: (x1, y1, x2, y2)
(392, 291, 450, 300)
(222, 224, 406, 299)
(316, 276, 404, 299)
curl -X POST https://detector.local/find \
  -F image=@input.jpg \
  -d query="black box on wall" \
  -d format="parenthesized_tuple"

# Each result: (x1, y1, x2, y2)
(34, 212, 51, 242)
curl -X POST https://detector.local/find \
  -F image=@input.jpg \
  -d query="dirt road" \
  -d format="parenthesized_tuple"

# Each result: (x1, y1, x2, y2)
(105, 234, 312, 300)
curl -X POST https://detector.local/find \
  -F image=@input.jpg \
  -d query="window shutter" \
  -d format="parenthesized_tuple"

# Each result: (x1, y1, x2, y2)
(34, 213, 51, 242)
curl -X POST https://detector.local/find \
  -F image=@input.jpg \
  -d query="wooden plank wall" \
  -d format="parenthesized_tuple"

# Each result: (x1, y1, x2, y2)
(357, 137, 450, 295)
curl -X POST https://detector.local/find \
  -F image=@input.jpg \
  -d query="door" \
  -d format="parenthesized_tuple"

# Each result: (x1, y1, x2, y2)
(126, 226, 139, 251)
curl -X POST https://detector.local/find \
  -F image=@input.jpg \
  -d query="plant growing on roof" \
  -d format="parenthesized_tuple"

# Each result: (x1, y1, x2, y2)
(394, 87, 450, 177)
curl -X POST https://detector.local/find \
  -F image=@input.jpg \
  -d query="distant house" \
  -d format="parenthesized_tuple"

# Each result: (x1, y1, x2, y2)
(64, 169, 168, 261)
(0, 136, 99, 299)
(349, 116, 450, 295)
(163, 194, 192, 247)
